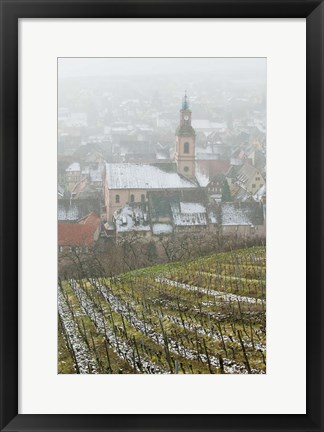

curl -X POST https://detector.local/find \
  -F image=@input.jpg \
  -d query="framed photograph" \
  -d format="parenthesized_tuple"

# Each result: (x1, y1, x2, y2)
(1, 1, 323, 431)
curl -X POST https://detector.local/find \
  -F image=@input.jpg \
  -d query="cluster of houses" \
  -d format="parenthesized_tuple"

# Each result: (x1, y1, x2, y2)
(58, 95, 266, 253)
(108, 192, 265, 241)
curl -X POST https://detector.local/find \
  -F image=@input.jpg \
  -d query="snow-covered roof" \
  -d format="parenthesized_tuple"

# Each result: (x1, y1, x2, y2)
(221, 205, 250, 225)
(111, 126, 131, 133)
(236, 163, 259, 185)
(156, 151, 168, 160)
(171, 202, 207, 226)
(221, 202, 263, 226)
(196, 145, 213, 155)
(180, 202, 206, 214)
(135, 124, 154, 132)
(192, 120, 211, 129)
(58, 185, 65, 197)
(66, 162, 81, 172)
(58, 199, 100, 222)
(115, 205, 151, 233)
(230, 184, 252, 202)
(211, 121, 227, 129)
(65, 113, 88, 128)
(106, 163, 197, 190)
(82, 165, 104, 182)
(152, 223, 173, 235)
(195, 166, 210, 187)
(210, 194, 222, 203)
(253, 184, 266, 202)
(58, 203, 82, 221)
(192, 120, 226, 130)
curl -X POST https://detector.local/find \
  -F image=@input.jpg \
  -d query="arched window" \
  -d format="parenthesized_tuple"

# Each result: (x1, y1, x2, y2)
(184, 166, 189, 173)
(130, 194, 135, 203)
(184, 142, 190, 154)
(115, 194, 120, 203)
(141, 194, 145, 202)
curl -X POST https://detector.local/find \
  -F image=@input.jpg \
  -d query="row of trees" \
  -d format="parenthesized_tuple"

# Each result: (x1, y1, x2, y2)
(59, 230, 265, 278)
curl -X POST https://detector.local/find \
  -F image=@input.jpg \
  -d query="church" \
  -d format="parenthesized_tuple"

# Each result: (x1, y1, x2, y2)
(101, 93, 265, 238)
(104, 93, 200, 223)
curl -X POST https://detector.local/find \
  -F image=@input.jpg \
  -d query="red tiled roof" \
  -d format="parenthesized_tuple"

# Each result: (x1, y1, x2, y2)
(196, 160, 230, 176)
(58, 212, 100, 246)
(78, 212, 100, 227)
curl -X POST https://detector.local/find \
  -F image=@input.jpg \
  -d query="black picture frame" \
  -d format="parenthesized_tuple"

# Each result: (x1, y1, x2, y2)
(1, 1, 323, 431)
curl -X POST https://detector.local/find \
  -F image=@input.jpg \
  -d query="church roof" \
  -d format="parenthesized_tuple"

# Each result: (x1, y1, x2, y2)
(106, 163, 197, 190)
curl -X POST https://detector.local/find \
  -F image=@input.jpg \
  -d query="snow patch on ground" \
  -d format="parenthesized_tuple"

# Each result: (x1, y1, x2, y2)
(155, 276, 265, 305)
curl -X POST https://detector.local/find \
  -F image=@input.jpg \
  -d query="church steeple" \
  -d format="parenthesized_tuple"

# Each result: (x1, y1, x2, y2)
(182, 90, 189, 110)
(175, 92, 196, 179)
(177, 91, 194, 132)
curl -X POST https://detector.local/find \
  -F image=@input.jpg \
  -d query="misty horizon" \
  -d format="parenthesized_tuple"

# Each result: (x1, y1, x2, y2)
(58, 57, 266, 82)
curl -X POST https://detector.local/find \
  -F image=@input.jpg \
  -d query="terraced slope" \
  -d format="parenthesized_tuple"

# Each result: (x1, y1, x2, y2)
(58, 246, 266, 374)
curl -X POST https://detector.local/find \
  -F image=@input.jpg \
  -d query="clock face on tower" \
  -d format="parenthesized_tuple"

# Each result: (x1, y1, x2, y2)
(184, 115, 189, 121)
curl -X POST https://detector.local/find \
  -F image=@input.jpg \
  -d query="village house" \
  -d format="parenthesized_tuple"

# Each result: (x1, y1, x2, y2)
(206, 173, 228, 203)
(226, 162, 265, 198)
(148, 189, 209, 235)
(235, 163, 265, 194)
(218, 202, 265, 237)
(58, 212, 101, 253)
(65, 162, 81, 191)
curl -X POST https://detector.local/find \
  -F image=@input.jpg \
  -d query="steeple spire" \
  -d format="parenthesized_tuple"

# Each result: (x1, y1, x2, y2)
(182, 90, 189, 110)
(175, 91, 196, 180)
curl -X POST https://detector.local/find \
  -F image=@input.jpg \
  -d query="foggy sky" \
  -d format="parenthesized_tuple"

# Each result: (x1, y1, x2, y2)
(58, 58, 266, 81)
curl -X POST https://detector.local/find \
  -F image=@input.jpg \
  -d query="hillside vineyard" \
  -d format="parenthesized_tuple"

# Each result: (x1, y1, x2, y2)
(58, 247, 266, 374)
